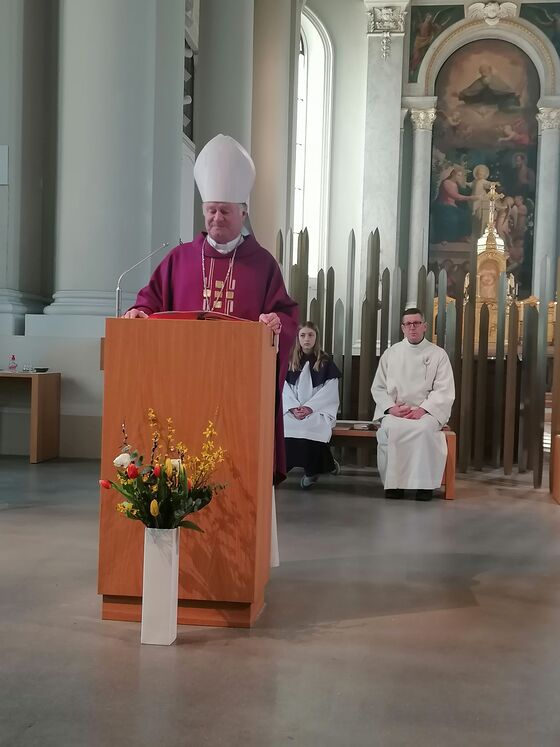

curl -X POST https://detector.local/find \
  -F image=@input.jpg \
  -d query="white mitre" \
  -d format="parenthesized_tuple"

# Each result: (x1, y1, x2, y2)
(194, 134, 256, 203)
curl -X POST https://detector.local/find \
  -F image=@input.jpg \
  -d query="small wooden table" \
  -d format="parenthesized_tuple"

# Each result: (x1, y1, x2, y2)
(0, 372, 61, 462)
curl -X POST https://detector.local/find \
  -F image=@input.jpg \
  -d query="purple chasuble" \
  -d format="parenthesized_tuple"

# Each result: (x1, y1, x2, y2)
(132, 232, 299, 484)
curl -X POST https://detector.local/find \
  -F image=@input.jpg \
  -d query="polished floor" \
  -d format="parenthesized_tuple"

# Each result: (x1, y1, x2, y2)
(1, 457, 560, 746)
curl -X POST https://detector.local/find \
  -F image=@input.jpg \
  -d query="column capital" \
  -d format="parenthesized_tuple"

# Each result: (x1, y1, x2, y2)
(364, 2, 408, 35)
(410, 108, 437, 130)
(537, 107, 560, 131)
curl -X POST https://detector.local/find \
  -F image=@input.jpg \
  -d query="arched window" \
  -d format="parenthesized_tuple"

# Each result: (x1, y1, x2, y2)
(293, 9, 333, 278)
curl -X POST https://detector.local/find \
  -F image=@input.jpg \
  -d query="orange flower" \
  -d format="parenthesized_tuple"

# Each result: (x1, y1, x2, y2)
(187, 478, 193, 491)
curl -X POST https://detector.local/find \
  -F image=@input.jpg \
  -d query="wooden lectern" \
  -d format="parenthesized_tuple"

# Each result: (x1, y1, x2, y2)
(98, 317, 277, 627)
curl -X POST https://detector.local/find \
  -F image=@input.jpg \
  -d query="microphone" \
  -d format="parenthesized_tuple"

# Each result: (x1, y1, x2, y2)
(115, 241, 171, 317)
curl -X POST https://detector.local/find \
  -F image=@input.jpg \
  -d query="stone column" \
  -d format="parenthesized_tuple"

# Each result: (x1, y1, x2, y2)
(0, 0, 52, 333)
(33, 0, 184, 336)
(533, 104, 560, 300)
(396, 106, 410, 272)
(406, 102, 437, 306)
(361, 1, 409, 277)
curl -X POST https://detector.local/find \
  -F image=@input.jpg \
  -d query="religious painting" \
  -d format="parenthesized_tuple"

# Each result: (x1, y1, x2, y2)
(428, 40, 539, 299)
(408, 5, 464, 83)
(520, 3, 560, 58)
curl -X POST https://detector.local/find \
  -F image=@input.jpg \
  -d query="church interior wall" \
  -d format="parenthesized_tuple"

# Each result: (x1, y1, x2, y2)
(306, 0, 367, 299)
(3, 1, 560, 458)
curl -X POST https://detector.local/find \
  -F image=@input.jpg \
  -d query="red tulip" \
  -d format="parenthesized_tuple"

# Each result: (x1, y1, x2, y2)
(127, 463, 139, 479)
(187, 478, 193, 491)
(99, 479, 111, 489)
(153, 464, 161, 478)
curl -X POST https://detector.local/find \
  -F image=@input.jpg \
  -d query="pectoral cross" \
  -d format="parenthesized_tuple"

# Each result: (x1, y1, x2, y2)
(204, 278, 236, 313)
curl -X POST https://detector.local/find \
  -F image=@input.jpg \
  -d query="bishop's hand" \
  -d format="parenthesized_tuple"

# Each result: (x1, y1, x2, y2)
(259, 312, 282, 334)
(123, 308, 148, 319)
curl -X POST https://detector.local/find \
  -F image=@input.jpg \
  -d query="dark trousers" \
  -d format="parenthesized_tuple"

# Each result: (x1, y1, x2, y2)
(285, 438, 336, 477)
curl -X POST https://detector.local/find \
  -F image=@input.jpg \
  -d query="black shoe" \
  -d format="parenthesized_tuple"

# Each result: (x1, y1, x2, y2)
(415, 489, 433, 501)
(385, 489, 404, 499)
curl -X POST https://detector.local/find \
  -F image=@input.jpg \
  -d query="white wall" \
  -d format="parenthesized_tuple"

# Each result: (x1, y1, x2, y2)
(305, 0, 367, 307)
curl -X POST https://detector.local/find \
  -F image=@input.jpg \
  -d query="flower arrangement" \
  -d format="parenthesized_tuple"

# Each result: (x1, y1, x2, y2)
(100, 409, 225, 531)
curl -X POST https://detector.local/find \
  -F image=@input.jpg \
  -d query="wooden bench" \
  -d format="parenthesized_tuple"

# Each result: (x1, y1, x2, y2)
(330, 421, 456, 500)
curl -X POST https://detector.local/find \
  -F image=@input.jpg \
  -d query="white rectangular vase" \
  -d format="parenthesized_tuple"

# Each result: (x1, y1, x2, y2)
(141, 527, 179, 645)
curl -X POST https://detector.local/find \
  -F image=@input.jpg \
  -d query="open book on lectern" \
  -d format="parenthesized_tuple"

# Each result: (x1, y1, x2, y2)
(149, 310, 250, 322)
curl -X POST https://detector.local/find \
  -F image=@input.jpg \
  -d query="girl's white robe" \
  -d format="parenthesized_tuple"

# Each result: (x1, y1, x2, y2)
(282, 362, 339, 443)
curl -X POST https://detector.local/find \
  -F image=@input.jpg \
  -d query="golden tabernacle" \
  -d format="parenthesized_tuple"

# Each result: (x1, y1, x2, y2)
(435, 184, 556, 347)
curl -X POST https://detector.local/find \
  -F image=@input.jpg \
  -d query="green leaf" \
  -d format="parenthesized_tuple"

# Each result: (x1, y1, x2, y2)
(111, 481, 134, 499)
(178, 519, 204, 532)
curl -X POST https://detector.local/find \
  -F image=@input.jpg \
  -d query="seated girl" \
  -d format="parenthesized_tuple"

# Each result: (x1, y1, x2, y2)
(283, 321, 341, 489)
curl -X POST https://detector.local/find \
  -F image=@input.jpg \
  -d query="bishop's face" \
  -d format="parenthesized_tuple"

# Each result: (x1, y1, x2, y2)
(203, 202, 245, 244)
(401, 313, 426, 344)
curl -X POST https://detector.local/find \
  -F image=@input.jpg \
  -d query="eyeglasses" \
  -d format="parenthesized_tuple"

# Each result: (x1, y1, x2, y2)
(402, 321, 424, 328)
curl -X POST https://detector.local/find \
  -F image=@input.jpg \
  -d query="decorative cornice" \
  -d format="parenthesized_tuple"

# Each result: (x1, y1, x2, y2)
(410, 108, 437, 130)
(537, 107, 560, 130)
(466, 1, 518, 26)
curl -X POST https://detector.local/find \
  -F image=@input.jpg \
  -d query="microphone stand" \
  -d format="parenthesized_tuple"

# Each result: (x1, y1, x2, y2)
(115, 242, 170, 317)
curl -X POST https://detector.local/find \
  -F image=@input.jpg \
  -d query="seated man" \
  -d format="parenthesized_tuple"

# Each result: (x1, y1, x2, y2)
(371, 308, 455, 501)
